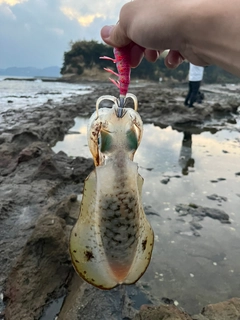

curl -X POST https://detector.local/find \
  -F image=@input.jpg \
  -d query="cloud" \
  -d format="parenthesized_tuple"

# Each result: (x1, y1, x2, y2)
(0, 0, 129, 68)
(60, 7, 104, 27)
(60, 0, 129, 26)
(61, 7, 105, 27)
(0, 4, 16, 19)
(0, 0, 28, 6)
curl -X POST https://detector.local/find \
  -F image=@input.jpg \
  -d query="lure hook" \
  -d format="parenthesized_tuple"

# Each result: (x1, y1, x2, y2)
(100, 46, 132, 117)
(96, 93, 138, 118)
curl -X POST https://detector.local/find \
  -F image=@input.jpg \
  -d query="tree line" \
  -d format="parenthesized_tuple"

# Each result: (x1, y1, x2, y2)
(61, 40, 239, 83)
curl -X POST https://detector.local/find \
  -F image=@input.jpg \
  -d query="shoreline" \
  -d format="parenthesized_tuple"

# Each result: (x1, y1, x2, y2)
(0, 83, 240, 320)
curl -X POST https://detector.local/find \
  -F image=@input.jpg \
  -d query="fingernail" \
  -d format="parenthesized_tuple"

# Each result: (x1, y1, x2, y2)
(101, 25, 114, 39)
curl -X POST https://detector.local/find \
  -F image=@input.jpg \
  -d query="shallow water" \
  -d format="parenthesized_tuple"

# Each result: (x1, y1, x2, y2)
(53, 117, 240, 315)
(39, 296, 65, 320)
(0, 76, 91, 114)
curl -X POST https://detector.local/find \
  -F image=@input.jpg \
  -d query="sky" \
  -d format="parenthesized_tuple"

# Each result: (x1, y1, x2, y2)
(0, 0, 129, 69)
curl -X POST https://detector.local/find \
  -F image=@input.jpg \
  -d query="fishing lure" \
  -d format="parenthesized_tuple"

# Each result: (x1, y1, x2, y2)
(100, 46, 131, 116)
(69, 47, 154, 290)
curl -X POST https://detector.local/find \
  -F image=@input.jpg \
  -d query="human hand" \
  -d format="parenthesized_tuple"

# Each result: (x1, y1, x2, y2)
(101, 27, 183, 69)
(100, 0, 208, 69)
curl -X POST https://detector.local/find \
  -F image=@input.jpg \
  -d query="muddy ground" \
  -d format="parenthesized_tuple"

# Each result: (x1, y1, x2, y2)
(0, 82, 240, 320)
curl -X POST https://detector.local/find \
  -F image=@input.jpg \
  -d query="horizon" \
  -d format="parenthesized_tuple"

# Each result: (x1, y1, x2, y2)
(0, 66, 61, 69)
(0, 65, 61, 77)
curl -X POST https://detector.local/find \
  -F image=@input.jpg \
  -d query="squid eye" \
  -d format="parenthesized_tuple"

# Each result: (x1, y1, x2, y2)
(100, 131, 113, 153)
(126, 129, 138, 151)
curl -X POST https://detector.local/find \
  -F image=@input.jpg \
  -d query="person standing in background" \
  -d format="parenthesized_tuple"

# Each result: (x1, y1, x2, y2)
(184, 63, 204, 108)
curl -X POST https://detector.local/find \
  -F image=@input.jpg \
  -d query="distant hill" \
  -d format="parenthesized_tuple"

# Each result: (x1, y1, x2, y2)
(0, 66, 61, 77)
(61, 40, 240, 84)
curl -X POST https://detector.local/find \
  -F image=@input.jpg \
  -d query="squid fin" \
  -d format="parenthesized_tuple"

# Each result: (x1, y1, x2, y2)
(69, 170, 118, 289)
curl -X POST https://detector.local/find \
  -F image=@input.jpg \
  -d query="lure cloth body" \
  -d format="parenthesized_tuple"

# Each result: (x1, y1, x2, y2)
(69, 97, 154, 290)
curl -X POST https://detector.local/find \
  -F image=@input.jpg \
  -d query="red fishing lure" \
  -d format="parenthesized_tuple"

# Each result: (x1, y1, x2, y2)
(100, 46, 131, 107)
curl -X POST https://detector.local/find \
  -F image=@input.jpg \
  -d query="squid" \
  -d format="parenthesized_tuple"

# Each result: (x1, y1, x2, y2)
(69, 46, 154, 290)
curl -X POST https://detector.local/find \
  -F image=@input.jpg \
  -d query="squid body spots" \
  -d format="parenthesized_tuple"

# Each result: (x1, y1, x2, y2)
(142, 238, 147, 251)
(84, 250, 94, 261)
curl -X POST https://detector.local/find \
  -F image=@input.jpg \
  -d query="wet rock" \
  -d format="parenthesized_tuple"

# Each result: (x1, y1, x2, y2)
(205, 208, 229, 223)
(227, 96, 240, 110)
(3, 215, 73, 320)
(67, 130, 81, 134)
(145, 211, 160, 217)
(161, 297, 175, 305)
(0, 200, 14, 220)
(201, 298, 240, 320)
(144, 205, 161, 217)
(17, 142, 42, 163)
(54, 194, 78, 220)
(133, 304, 193, 320)
(192, 315, 209, 320)
(49, 151, 94, 184)
(132, 298, 240, 320)
(160, 177, 170, 184)
(189, 221, 203, 230)
(42, 124, 66, 144)
(33, 156, 64, 180)
(1, 84, 237, 136)
(0, 139, 25, 175)
(0, 136, 6, 145)
(0, 137, 89, 311)
(193, 230, 201, 237)
(206, 194, 227, 202)
(210, 178, 226, 183)
(58, 279, 139, 320)
(161, 174, 182, 182)
(175, 204, 230, 224)
(226, 118, 237, 124)
(211, 102, 232, 113)
(70, 156, 94, 182)
(11, 131, 39, 148)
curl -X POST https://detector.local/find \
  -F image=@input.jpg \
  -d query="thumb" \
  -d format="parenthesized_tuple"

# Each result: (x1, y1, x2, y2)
(101, 24, 131, 48)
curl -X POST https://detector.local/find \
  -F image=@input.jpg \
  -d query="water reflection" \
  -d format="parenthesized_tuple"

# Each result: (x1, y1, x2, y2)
(53, 117, 240, 315)
(178, 132, 194, 175)
(52, 117, 91, 159)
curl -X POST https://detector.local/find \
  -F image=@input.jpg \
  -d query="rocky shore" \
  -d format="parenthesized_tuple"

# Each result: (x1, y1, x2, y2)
(0, 82, 240, 320)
